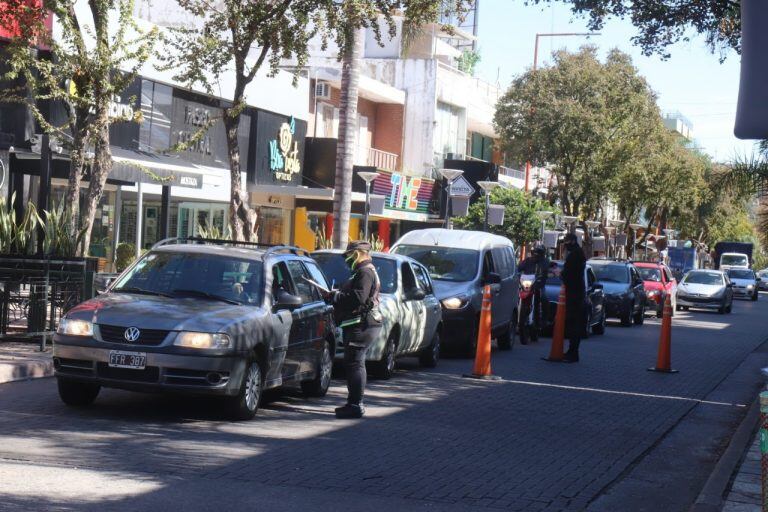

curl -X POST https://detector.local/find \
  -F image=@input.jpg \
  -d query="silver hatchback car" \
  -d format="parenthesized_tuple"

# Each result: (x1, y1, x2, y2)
(53, 240, 338, 420)
(313, 250, 442, 379)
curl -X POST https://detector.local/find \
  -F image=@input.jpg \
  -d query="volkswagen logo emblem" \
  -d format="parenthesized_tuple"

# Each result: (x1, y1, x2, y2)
(124, 327, 141, 343)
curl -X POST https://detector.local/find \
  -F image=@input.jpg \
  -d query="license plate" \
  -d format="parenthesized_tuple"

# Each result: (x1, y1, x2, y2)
(108, 351, 146, 369)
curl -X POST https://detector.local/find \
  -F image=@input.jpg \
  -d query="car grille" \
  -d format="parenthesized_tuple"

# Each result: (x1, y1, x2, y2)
(679, 295, 719, 303)
(55, 357, 94, 376)
(96, 363, 160, 383)
(98, 324, 170, 346)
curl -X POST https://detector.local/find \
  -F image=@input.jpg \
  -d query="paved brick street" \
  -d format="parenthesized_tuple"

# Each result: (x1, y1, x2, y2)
(1, 298, 767, 512)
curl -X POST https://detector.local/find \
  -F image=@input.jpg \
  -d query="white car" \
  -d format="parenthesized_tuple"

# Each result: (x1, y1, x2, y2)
(726, 268, 760, 301)
(312, 250, 442, 379)
(676, 270, 734, 314)
(758, 269, 768, 291)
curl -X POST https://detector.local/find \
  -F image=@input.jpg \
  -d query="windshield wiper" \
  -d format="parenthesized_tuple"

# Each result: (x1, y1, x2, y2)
(113, 286, 174, 298)
(598, 278, 624, 283)
(171, 289, 242, 305)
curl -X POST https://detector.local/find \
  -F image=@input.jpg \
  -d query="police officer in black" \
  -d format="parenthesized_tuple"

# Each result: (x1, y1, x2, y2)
(326, 241, 382, 419)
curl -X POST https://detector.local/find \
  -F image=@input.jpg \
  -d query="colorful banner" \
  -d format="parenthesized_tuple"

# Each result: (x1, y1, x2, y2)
(370, 170, 437, 217)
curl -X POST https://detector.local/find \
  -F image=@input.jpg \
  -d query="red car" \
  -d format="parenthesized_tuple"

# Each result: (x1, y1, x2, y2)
(635, 262, 677, 317)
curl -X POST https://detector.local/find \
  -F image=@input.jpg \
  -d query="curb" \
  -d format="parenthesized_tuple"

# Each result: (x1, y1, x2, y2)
(689, 394, 760, 512)
(0, 356, 54, 385)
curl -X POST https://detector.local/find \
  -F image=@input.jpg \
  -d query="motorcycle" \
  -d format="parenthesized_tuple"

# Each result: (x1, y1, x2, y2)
(518, 273, 538, 344)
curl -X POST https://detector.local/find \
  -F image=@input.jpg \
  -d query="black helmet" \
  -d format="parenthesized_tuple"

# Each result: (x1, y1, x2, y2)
(532, 245, 546, 256)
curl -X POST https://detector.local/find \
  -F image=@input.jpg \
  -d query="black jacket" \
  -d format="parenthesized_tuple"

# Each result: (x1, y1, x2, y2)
(331, 260, 380, 324)
(561, 246, 587, 338)
(518, 255, 549, 288)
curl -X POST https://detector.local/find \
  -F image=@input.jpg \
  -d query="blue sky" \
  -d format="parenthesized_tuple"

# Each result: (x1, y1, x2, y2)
(475, 0, 756, 162)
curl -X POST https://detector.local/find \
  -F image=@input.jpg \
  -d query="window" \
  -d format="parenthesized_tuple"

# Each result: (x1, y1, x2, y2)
(392, 245, 479, 282)
(258, 206, 288, 245)
(113, 251, 263, 305)
(272, 262, 294, 298)
(506, 247, 517, 275)
(587, 268, 596, 287)
(303, 261, 330, 301)
(637, 267, 662, 282)
(434, 102, 463, 157)
(684, 272, 724, 286)
(482, 250, 495, 276)
(412, 264, 433, 294)
(401, 262, 419, 294)
(592, 264, 630, 283)
(286, 260, 315, 303)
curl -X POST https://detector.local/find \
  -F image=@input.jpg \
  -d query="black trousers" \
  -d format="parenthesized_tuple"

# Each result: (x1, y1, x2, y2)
(343, 324, 382, 406)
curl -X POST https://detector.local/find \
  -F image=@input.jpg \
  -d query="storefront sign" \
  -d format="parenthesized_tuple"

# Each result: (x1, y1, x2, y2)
(269, 117, 301, 181)
(369, 170, 438, 219)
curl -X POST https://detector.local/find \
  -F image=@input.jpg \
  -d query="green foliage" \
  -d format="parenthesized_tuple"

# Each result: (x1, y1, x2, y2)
(456, 49, 481, 75)
(115, 243, 136, 272)
(314, 226, 334, 250)
(41, 202, 88, 257)
(526, 0, 740, 60)
(0, 194, 41, 256)
(196, 222, 233, 241)
(453, 187, 558, 248)
(357, 231, 386, 252)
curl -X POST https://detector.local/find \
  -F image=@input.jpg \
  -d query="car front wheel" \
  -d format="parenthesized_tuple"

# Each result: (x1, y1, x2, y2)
(302, 341, 333, 397)
(620, 306, 633, 327)
(57, 378, 100, 406)
(633, 303, 645, 325)
(371, 331, 396, 379)
(497, 315, 516, 351)
(592, 311, 606, 335)
(225, 359, 263, 421)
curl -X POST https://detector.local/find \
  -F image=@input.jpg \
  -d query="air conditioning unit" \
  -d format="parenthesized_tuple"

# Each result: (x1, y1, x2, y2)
(314, 81, 331, 100)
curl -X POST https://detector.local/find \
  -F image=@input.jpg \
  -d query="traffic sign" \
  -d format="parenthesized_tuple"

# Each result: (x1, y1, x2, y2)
(450, 176, 475, 197)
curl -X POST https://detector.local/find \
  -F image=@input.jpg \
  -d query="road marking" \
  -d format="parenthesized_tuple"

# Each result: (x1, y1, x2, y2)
(501, 379, 747, 408)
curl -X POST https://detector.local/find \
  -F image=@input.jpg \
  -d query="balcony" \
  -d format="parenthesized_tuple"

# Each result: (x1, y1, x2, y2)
(367, 147, 399, 171)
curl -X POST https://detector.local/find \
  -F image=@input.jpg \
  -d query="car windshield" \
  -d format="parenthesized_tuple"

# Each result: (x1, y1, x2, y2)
(312, 254, 397, 294)
(683, 272, 723, 286)
(637, 267, 662, 282)
(546, 263, 564, 285)
(112, 251, 263, 305)
(592, 264, 629, 283)
(392, 245, 479, 282)
(721, 254, 748, 266)
(727, 269, 754, 280)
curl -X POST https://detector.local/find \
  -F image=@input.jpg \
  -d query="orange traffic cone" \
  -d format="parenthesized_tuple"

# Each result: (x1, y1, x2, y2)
(543, 285, 567, 362)
(648, 294, 678, 373)
(463, 285, 501, 380)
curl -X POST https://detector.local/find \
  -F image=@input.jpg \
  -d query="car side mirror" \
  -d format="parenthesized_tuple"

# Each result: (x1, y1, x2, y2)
(275, 289, 303, 310)
(408, 289, 426, 301)
(727, 282, 734, 288)
(757, 277, 762, 282)
(484, 272, 501, 285)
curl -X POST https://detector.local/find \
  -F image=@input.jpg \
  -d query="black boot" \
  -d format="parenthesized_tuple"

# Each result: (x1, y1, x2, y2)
(335, 403, 365, 419)
(564, 339, 580, 362)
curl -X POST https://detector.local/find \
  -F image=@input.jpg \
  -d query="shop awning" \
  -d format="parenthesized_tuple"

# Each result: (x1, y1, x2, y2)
(110, 148, 229, 189)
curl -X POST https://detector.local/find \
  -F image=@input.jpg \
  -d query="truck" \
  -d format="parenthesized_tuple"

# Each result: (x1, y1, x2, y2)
(714, 242, 754, 270)
(667, 246, 698, 280)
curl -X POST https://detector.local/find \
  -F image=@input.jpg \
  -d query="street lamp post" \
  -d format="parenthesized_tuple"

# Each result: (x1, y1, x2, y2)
(438, 168, 464, 229)
(629, 223, 644, 260)
(535, 210, 553, 242)
(477, 181, 501, 232)
(358, 171, 380, 239)
(561, 215, 578, 234)
(608, 219, 625, 258)
(524, 31, 600, 192)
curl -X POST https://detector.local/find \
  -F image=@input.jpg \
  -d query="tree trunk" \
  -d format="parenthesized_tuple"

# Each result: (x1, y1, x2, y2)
(79, 114, 111, 256)
(332, 26, 362, 249)
(223, 105, 257, 242)
(64, 112, 89, 233)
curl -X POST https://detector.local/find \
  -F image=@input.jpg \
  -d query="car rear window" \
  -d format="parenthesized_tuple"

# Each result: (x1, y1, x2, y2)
(113, 251, 263, 304)
(312, 254, 397, 294)
(592, 264, 630, 283)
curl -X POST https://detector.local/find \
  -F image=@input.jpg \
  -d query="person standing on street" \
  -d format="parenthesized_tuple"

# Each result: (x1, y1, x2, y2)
(561, 233, 587, 362)
(518, 245, 550, 339)
(325, 241, 382, 419)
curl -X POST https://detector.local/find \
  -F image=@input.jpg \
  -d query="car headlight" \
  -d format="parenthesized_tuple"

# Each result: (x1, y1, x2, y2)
(173, 332, 231, 349)
(647, 290, 661, 297)
(441, 296, 468, 310)
(747, 284, 755, 290)
(57, 318, 94, 337)
(521, 279, 534, 288)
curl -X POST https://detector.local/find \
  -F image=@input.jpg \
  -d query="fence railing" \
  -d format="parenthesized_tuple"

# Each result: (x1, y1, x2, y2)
(367, 147, 399, 171)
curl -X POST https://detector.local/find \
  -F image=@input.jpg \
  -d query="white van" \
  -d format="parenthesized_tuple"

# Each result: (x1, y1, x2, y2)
(391, 229, 519, 356)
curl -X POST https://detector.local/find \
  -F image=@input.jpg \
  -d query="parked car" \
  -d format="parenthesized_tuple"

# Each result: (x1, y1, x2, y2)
(391, 229, 519, 356)
(635, 262, 678, 317)
(543, 261, 606, 336)
(726, 268, 760, 301)
(53, 240, 338, 420)
(758, 269, 768, 291)
(588, 259, 647, 327)
(676, 269, 734, 314)
(312, 250, 442, 378)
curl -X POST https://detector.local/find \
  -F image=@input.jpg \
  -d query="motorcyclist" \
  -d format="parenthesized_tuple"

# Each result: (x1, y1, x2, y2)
(518, 245, 549, 337)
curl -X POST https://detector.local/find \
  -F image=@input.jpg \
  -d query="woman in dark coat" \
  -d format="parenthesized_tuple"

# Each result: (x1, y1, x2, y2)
(560, 233, 587, 362)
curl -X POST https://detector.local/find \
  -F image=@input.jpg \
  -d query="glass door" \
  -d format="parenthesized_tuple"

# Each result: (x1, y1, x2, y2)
(177, 202, 227, 238)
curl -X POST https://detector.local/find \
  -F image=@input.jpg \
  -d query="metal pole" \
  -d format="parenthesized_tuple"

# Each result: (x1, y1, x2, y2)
(363, 181, 370, 239)
(135, 181, 143, 259)
(761, 391, 768, 509)
(484, 191, 490, 232)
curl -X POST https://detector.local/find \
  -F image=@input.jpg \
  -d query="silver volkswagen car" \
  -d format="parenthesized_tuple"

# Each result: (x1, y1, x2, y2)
(313, 250, 442, 379)
(53, 240, 337, 420)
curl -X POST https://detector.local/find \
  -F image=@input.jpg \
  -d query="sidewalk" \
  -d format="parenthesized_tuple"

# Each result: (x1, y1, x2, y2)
(0, 342, 54, 385)
(723, 432, 761, 511)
